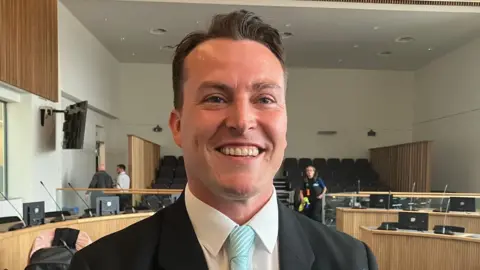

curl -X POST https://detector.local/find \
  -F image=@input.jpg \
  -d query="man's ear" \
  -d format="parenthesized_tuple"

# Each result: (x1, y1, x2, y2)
(169, 109, 182, 148)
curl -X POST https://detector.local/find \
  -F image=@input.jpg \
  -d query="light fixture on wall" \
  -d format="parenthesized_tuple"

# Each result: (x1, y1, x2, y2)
(153, 125, 163, 133)
(368, 129, 377, 137)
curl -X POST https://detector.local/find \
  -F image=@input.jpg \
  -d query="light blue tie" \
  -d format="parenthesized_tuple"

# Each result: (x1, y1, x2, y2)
(227, 225, 256, 270)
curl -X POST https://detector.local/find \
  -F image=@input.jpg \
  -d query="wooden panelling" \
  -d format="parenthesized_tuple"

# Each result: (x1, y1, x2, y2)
(0, 0, 58, 102)
(370, 141, 432, 192)
(337, 207, 480, 239)
(360, 226, 480, 270)
(128, 135, 161, 203)
(0, 213, 153, 270)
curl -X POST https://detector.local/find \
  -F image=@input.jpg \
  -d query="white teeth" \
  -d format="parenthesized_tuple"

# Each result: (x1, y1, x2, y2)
(218, 146, 261, 157)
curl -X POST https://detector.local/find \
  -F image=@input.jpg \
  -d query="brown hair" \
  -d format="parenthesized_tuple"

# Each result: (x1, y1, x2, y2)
(171, 9, 286, 109)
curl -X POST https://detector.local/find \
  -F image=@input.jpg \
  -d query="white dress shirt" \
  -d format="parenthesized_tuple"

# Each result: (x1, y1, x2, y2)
(185, 185, 279, 270)
(116, 172, 130, 190)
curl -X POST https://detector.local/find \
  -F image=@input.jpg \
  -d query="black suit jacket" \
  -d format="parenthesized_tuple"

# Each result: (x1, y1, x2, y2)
(69, 195, 377, 270)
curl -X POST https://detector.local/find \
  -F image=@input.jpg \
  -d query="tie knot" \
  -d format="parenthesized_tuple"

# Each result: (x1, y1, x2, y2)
(227, 225, 256, 270)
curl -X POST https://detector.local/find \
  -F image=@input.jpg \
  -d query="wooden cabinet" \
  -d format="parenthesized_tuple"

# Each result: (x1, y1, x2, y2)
(0, 0, 58, 102)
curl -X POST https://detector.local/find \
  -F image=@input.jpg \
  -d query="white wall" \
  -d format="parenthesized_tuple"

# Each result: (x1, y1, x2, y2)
(413, 38, 480, 192)
(114, 64, 414, 164)
(4, 2, 119, 213)
(58, 3, 119, 116)
(286, 68, 414, 158)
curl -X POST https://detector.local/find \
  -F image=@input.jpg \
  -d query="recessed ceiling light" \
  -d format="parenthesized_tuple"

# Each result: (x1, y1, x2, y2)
(395, 36, 416, 43)
(428, 47, 434, 51)
(120, 37, 125, 41)
(373, 26, 380, 30)
(281, 32, 293, 39)
(132, 52, 136, 56)
(377, 51, 393, 57)
(285, 23, 291, 28)
(196, 21, 200, 24)
(150, 28, 167, 35)
(338, 59, 343, 63)
(104, 18, 108, 22)
(353, 44, 359, 48)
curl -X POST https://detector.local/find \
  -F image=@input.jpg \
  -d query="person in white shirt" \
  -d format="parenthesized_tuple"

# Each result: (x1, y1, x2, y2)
(70, 9, 377, 270)
(115, 164, 130, 190)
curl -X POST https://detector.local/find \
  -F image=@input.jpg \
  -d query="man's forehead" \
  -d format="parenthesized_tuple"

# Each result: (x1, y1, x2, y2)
(186, 39, 282, 68)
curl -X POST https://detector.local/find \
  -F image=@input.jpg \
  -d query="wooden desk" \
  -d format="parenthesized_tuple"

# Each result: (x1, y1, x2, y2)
(0, 212, 154, 270)
(360, 226, 480, 270)
(336, 207, 480, 239)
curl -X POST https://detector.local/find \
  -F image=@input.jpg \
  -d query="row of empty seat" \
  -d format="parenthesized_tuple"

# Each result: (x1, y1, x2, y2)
(282, 157, 389, 192)
(154, 156, 186, 189)
(152, 156, 389, 193)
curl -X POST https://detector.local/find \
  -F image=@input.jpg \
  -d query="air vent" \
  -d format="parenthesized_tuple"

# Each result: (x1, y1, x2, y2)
(317, 131, 338, 135)
(377, 51, 393, 57)
(395, 36, 416, 43)
(160, 45, 177, 51)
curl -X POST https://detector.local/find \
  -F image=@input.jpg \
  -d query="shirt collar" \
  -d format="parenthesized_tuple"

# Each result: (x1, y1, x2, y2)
(185, 184, 279, 256)
(185, 185, 237, 256)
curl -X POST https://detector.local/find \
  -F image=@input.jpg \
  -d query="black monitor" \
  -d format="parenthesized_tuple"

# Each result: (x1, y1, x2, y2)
(369, 194, 393, 209)
(449, 197, 476, 212)
(398, 212, 428, 231)
(23, 201, 45, 227)
(96, 196, 120, 216)
(62, 101, 88, 149)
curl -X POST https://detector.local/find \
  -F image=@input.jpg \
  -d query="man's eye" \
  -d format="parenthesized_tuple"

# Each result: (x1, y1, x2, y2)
(258, 97, 275, 104)
(205, 96, 226, 103)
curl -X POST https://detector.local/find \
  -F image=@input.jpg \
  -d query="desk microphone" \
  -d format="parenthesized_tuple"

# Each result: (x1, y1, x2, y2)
(405, 182, 418, 211)
(357, 179, 361, 194)
(40, 181, 65, 222)
(434, 184, 449, 213)
(434, 197, 455, 235)
(67, 182, 94, 218)
(387, 190, 391, 210)
(0, 191, 26, 231)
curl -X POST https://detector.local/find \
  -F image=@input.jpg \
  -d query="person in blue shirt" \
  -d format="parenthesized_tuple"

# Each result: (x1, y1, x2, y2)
(299, 165, 327, 222)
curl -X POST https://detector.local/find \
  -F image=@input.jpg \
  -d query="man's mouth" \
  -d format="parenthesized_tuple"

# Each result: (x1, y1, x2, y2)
(215, 146, 265, 157)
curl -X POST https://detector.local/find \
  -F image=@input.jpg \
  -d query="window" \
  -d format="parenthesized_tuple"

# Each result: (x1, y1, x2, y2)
(0, 102, 6, 195)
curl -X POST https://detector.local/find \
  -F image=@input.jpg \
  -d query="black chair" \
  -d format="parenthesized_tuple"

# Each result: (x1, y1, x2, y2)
(283, 158, 298, 170)
(0, 216, 21, 224)
(154, 177, 172, 187)
(45, 211, 71, 218)
(162, 155, 178, 168)
(341, 159, 355, 170)
(175, 166, 186, 178)
(170, 178, 187, 189)
(173, 177, 187, 185)
(159, 166, 174, 179)
(327, 158, 341, 171)
(313, 158, 327, 170)
(298, 158, 312, 170)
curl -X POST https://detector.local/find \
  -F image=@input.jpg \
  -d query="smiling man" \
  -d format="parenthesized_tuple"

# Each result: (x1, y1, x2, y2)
(69, 10, 377, 270)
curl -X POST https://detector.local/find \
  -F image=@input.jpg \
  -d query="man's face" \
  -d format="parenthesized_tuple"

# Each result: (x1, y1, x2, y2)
(306, 167, 315, 179)
(169, 39, 287, 200)
(116, 167, 121, 174)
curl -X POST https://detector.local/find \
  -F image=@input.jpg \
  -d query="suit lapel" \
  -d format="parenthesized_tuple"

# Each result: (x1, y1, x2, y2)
(156, 195, 209, 270)
(278, 201, 315, 270)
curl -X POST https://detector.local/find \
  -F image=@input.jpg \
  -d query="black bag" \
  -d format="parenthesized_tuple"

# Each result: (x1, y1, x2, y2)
(24, 228, 79, 270)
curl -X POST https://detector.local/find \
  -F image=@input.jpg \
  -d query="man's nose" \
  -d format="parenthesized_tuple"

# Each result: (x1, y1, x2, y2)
(225, 96, 257, 135)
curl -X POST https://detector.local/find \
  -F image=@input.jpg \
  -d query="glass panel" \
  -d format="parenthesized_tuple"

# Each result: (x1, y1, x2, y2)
(0, 102, 5, 195)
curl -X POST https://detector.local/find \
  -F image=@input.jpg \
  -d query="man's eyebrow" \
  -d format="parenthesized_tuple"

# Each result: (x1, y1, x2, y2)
(197, 81, 282, 92)
(252, 82, 282, 91)
(198, 81, 234, 92)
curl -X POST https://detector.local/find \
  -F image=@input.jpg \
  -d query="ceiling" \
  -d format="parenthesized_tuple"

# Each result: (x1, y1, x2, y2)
(60, 0, 480, 70)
